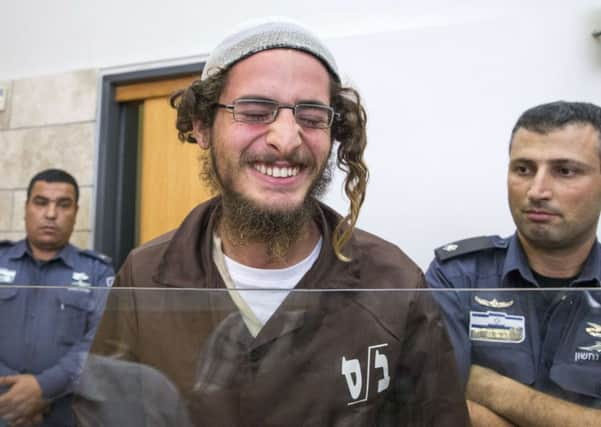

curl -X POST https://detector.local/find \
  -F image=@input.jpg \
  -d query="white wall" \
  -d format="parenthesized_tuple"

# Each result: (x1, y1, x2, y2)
(2, 1, 601, 268)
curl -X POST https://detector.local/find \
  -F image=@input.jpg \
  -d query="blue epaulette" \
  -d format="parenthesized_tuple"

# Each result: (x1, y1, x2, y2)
(434, 236, 506, 262)
(80, 249, 113, 265)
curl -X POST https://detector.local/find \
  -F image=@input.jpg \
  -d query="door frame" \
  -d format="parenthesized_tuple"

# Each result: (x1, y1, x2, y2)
(94, 62, 204, 269)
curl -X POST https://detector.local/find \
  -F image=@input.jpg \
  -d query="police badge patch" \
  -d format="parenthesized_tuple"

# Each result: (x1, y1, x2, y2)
(69, 272, 91, 292)
(469, 310, 525, 343)
(0, 268, 16, 283)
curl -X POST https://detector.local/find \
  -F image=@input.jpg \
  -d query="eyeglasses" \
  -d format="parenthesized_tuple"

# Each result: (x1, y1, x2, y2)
(215, 98, 338, 129)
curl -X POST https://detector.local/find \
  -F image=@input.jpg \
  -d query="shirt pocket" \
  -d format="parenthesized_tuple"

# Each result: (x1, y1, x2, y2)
(471, 341, 536, 385)
(468, 292, 535, 384)
(549, 307, 601, 400)
(0, 286, 18, 301)
(549, 363, 601, 399)
(56, 290, 94, 345)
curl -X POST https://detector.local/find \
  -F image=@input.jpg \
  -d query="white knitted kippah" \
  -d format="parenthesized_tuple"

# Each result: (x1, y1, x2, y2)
(201, 17, 340, 82)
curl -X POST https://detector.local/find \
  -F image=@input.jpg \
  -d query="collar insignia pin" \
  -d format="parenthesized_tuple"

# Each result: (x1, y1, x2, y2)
(474, 296, 514, 308)
(585, 322, 601, 338)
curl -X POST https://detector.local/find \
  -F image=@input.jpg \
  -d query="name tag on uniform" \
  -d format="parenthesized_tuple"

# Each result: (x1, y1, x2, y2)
(469, 310, 525, 343)
(0, 268, 16, 283)
(70, 272, 91, 292)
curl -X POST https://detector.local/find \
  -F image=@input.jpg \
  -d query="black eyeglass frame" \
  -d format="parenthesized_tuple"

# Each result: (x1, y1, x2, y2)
(215, 98, 339, 129)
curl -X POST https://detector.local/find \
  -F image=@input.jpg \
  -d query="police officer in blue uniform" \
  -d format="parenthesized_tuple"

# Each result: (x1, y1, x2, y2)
(0, 169, 114, 427)
(427, 101, 601, 427)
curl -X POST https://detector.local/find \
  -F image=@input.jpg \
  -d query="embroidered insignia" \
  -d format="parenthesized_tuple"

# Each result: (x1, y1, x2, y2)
(585, 322, 601, 338)
(469, 310, 525, 343)
(474, 296, 514, 308)
(442, 244, 458, 252)
(578, 342, 601, 353)
(0, 268, 16, 283)
(71, 272, 91, 287)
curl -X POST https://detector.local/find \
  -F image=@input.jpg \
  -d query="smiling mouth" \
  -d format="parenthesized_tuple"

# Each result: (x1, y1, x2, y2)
(253, 162, 300, 178)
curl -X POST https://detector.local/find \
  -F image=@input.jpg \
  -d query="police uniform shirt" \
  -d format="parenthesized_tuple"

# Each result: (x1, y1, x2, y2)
(426, 234, 601, 408)
(0, 239, 114, 401)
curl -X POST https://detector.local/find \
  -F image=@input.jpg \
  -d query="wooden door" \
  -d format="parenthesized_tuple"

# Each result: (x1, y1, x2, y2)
(115, 76, 214, 245)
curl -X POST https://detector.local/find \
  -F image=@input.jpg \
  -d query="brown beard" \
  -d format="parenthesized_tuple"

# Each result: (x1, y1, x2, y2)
(201, 140, 332, 259)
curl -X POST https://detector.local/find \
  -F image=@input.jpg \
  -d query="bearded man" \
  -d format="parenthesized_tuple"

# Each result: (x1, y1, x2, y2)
(90, 18, 469, 426)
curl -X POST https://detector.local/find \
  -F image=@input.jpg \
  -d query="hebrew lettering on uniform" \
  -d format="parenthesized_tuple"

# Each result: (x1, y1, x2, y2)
(340, 343, 390, 405)
(374, 349, 390, 393)
(341, 357, 363, 400)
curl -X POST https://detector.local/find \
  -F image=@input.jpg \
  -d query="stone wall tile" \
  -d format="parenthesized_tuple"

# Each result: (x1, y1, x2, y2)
(0, 130, 26, 189)
(1, 123, 95, 189)
(70, 231, 91, 249)
(0, 81, 13, 130)
(0, 232, 24, 242)
(76, 187, 91, 231)
(10, 69, 97, 128)
(0, 190, 12, 231)
(10, 190, 25, 231)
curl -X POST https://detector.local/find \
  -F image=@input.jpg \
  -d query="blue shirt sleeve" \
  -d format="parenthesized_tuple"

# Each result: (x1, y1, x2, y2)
(425, 258, 472, 386)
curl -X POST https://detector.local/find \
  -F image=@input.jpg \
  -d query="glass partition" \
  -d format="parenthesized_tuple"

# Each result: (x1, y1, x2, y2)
(0, 286, 599, 426)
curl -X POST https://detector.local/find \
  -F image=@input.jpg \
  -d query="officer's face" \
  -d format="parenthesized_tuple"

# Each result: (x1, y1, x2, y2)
(508, 124, 601, 252)
(25, 181, 78, 257)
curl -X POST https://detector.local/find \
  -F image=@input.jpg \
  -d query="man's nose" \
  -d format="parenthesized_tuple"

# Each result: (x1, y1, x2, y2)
(45, 203, 58, 219)
(527, 170, 552, 201)
(265, 107, 302, 154)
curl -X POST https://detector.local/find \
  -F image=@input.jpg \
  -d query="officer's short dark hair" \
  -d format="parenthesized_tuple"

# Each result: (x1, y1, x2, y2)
(27, 169, 79, 202)
(510, 101, 601, 161)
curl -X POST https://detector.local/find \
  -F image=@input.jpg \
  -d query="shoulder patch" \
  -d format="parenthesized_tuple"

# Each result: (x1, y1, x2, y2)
(435, 236, 504, 262)
(80, 249, 113, 265)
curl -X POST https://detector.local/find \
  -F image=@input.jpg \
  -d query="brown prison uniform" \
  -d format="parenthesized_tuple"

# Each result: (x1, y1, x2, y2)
(90, 197, 469, 426)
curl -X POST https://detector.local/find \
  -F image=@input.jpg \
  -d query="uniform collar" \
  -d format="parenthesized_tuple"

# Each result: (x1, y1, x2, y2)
(502, 233, 601, 287)
(9, 239, 76, 269)
(501, 234, 536, 287)
(572, 241, 601, 286)
(56, 244, 78, 269)
(155, 197, 360, 290)
(7, 239, 29, 260)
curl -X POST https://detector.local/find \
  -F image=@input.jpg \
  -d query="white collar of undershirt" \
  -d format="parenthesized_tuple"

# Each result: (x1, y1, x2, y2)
(223, 236, 323, 290)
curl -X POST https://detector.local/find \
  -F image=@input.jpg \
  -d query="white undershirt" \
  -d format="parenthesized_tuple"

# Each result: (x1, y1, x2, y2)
(223, 237, 322, 326)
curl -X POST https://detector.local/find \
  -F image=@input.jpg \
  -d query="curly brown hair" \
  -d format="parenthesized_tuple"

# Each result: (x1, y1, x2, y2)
(170, 67, 368, 261)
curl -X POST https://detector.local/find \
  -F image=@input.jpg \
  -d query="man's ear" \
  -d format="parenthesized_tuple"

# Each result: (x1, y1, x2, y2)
(192, 120, 210, 149)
